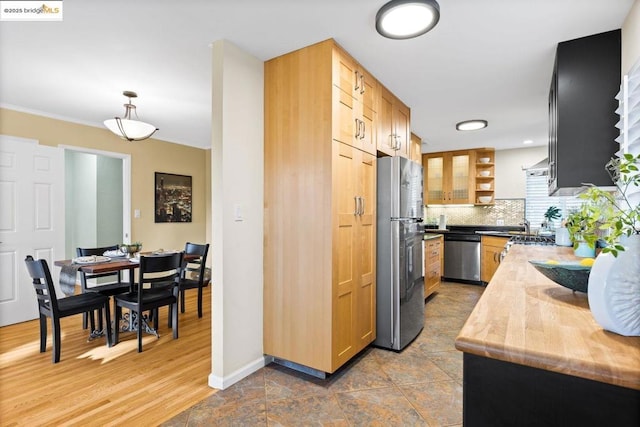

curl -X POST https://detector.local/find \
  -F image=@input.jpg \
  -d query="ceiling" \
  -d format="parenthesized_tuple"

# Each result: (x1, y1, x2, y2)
(0, 0, 634, 153)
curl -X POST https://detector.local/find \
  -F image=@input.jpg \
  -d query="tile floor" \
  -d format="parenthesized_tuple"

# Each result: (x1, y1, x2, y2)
(163, 282, 484, 426)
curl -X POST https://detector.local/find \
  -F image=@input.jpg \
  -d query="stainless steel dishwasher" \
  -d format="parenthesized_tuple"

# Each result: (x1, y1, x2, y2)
(443, 232, 482, 284)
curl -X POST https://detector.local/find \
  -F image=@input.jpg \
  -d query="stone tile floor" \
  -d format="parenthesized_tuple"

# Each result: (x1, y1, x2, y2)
(163, 282, 484, 426)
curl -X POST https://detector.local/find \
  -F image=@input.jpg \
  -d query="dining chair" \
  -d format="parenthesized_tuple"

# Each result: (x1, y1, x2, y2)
(24, 256, 113, 363)
(113, 252, 183, 352)
(179, 242, 210, 318)
(77, 245, 129, 331)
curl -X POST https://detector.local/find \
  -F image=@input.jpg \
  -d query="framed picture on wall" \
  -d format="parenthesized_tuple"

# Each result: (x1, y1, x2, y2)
(155, 172, 192, 223)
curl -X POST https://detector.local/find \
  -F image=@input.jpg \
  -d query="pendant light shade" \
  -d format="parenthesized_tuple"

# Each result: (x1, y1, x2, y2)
(104, 91, 158, 141)
(375, 0, 440, 40)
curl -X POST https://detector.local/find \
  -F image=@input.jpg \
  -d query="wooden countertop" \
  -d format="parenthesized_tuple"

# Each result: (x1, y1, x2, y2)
(455, 244, 640, 390)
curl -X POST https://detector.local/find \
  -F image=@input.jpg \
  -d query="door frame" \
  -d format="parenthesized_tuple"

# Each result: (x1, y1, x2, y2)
(60, 145, 132, 244)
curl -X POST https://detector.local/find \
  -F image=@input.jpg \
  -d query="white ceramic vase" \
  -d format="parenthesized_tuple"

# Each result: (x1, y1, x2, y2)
(587, 234, 640, 336)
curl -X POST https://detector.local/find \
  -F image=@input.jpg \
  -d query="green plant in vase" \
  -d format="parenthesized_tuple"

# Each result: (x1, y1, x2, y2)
(543, 205, 562, 230)
(573, 153, 640, 257)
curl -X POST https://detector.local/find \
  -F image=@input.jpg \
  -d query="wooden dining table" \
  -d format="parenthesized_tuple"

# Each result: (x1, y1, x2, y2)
(54, 252, 194, 339)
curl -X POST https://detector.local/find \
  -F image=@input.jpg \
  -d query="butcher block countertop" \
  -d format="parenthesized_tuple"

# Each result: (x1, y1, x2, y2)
(455, 244, 640, 391)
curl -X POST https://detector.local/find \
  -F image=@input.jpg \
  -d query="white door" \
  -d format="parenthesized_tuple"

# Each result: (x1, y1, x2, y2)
(0, 135, 64, 326)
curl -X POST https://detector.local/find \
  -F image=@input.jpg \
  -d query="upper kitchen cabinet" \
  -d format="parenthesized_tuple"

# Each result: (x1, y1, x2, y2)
(423, 148, 495, 205)
(378, 85, 411, 158)
(423, 150, 474, 205)
(410, 132, 423, 164)
(548, 29, 621, 195)
(333, 48, 378, 154)
(264, 39, 377, 375)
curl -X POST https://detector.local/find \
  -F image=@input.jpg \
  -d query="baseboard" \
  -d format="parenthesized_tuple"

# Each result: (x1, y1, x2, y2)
(208, 355, 272, 390)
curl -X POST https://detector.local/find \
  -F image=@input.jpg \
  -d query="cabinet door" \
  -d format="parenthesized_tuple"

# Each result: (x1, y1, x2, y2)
(424, 155, 445, 204)
(334, 142, 357, 368)
(359, 70, 377, 155)
(378, 87, 396, 156)
(355, 150, 376, 350)
(449, 152, 471, 204)
(481, 236, 508, 283)
(410, 133, 422, 164)
(394, 99, 411, 159)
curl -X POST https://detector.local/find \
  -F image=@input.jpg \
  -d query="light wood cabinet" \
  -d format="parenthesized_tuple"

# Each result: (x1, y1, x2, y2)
(423, 150, 474, 204)
(378, 85, 410, 158)
(423, 148, 496, 205)
(481, 235, 509, 283)
(410, 132, 422, 164)
(424, 235, 443, 298)
(264, 39, 376, 374)
(332, 49, 377, 155)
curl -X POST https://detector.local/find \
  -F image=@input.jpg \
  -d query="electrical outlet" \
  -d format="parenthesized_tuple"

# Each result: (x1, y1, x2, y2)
(496, 219, 504, 226)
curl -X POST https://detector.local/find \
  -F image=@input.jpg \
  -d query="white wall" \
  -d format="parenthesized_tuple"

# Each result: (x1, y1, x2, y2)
(622, 0, 640, 74)
(209, 40, 265, 389)
(494, 146, 547, 199)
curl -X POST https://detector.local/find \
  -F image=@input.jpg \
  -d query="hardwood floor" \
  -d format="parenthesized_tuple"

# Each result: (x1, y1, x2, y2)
(0, 286, 214, 426)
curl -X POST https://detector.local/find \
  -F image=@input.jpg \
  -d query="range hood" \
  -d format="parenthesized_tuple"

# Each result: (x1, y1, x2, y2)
(525, 158, 548, 177)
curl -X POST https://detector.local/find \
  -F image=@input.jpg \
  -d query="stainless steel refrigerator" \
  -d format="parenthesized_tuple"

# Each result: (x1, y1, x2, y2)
(375, 156, 425, 351)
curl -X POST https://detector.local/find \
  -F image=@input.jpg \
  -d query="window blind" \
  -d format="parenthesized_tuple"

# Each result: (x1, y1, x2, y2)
(525, 173, 583, 229)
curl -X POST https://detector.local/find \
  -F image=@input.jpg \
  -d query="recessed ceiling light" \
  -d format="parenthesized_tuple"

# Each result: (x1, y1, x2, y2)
(375, 0, 440, 40)
(455, 120, 488, 131)
(523, 139, 533, 145)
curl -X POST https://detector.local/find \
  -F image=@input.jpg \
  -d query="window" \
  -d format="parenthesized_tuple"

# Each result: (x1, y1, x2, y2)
(525, 172, 583, 229)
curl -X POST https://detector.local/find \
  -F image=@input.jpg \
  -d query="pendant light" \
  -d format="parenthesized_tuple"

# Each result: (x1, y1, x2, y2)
(375, 0, 440, 40)
(104, 91, 158, 141)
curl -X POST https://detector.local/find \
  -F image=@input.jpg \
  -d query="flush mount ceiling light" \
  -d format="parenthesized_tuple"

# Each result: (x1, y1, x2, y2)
(456, 120, 488, 131)
(375, 0, 440, 40)
(104, 91, 158, 141)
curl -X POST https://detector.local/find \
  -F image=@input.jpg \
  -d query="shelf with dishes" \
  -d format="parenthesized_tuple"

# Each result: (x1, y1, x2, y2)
(474, 149, 495, 205)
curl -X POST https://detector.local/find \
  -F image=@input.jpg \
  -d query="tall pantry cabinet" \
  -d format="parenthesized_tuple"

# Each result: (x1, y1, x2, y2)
(264, 39, 377, 374)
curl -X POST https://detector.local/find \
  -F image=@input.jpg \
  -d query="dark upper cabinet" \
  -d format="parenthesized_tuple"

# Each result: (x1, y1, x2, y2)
(548, 29, 621, 196)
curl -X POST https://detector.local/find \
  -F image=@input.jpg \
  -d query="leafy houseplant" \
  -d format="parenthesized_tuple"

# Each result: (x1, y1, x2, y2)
(543, 206, 561, 229)
(573, 153, 640, 257)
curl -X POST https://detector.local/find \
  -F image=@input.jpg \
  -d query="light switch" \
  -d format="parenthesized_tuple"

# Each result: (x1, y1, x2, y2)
(234, 204, 243, 221)
(134, 209, 140, 218)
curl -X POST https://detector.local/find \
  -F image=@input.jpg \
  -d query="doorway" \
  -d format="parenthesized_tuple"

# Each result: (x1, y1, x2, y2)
(65, 151, 125, 257)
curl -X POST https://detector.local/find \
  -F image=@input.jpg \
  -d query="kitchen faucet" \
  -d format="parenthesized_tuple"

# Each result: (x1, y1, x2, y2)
(520, 218, 530, 235)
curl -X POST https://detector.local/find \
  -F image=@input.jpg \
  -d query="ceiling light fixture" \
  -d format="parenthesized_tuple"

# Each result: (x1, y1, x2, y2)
(456, 120, 488, 131)
(375, 0, 440, 40)
(104, 91, 158, 141)
(523, 139, 533, 145)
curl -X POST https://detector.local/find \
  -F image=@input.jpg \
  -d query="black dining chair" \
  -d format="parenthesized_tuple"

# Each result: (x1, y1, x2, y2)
(24, 255, 113, 363)
(179, 242, 210, 318)
(77, 245, 129, 331)
(113, 252, 183, 352)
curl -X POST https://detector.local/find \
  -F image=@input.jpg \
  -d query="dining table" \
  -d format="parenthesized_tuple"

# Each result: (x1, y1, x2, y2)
(54, 251, 194, 340)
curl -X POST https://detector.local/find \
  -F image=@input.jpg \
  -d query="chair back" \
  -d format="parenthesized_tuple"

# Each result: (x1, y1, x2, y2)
(24, 256, 59, 316)
(76, 245, 122, 284)
(138, 252, 184, 292)
(183, 242, 210, 285)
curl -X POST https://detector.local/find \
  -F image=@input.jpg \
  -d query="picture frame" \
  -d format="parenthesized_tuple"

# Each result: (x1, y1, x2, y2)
(154, 172, 192, 223)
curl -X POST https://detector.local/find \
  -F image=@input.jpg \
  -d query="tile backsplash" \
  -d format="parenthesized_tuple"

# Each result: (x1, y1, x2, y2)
(424, 199, 525, 226)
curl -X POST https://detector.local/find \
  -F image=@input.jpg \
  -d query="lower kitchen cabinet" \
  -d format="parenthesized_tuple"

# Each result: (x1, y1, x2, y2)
(481, 235, 509, 283)
(424, 235, 443, 298)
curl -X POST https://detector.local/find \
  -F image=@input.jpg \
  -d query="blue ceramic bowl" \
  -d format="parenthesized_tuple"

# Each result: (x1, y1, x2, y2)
(528, 260, 592, 293)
